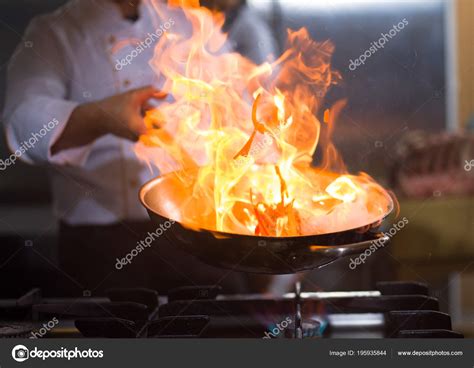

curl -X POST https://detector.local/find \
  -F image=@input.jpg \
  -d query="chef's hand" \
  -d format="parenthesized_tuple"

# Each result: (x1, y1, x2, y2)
(51, 86, 166, 155)
(95, 86, 166, 140)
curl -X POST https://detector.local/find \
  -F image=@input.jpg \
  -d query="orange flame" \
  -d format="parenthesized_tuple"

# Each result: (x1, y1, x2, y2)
(135, 0, 393, 236)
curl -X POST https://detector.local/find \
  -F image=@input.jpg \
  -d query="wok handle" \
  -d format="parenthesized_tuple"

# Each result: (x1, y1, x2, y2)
(307, 234, 390, 258)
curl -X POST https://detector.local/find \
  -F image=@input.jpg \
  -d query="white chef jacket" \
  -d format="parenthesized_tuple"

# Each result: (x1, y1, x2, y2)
(3, 0, 276, 225)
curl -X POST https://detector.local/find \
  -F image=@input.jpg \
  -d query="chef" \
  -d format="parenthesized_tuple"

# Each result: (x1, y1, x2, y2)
(2, 0, 277, 295)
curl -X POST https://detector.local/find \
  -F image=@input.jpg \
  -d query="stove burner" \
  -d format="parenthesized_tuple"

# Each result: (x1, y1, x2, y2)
(0, 324, 34, 338)
(0, 282, 464, 338)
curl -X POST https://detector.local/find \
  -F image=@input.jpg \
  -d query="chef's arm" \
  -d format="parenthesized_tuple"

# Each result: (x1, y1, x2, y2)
(50, 86, 164, 155)
(2, 17, 88, 166)
(2, 17, 163, 166)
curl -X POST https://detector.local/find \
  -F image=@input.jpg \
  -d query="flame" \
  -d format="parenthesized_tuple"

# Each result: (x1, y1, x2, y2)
(135, 0, 393, 236)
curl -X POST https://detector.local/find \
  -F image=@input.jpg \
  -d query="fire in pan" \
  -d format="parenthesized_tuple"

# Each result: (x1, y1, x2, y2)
(140, 165, 394, 274)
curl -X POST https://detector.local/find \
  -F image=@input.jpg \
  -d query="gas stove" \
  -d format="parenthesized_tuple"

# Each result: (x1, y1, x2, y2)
(0, 282, 463, 339)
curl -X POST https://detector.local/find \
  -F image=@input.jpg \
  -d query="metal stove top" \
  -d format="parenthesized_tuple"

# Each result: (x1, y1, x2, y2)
(0, 282, 464, 338)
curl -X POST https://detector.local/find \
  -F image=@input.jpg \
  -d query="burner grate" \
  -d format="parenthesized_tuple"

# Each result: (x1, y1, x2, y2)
(0, 282, 464, 338)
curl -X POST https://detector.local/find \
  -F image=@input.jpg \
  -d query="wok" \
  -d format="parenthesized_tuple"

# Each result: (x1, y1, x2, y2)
(139, 167, 393, 274)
